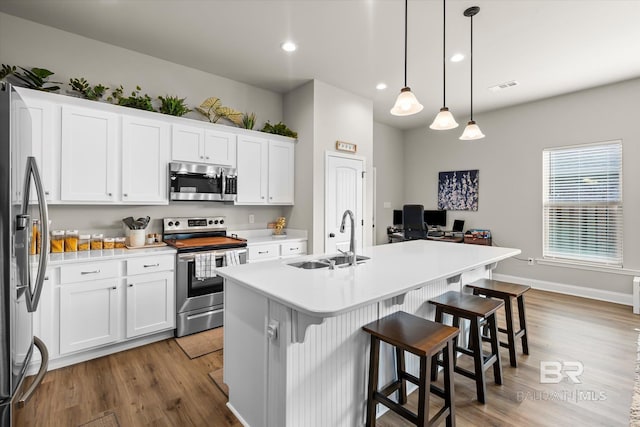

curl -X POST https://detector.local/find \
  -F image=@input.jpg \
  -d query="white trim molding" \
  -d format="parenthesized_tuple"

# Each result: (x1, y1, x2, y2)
(492, 273, 633, 307)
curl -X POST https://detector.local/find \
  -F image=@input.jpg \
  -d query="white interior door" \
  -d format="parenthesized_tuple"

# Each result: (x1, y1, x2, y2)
(325, 153, 364, 254)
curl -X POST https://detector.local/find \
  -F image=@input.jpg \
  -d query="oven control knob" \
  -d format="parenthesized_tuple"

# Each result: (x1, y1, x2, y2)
(175, 221, 180, 227)
(214, 220, 219, 224)
(220, 219, 225, 224)
(208, 220, 213, 225)
(168, 221, 174, 227)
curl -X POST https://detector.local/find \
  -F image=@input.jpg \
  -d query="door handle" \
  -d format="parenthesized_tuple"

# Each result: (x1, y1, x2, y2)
(329, 233, 335, 238)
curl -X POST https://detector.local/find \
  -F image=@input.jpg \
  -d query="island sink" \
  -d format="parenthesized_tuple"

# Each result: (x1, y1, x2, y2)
(288, 255, 370, 269)
(288, 260, 330, 269)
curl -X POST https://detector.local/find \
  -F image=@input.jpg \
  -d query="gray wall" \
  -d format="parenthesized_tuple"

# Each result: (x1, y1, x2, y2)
(372, 121, 404, 245)
(1, 12, 288, 235)
(403, 78, 640, 295)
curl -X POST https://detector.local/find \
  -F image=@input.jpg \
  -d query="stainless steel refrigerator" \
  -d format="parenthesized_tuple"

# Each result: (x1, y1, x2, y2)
(0, 83, 50, 425)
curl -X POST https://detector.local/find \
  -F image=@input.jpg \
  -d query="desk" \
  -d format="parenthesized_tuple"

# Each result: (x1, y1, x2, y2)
(388, 231, 464, 244)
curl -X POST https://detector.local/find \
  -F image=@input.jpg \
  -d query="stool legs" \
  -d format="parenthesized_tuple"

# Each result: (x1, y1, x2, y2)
(470, 316, 486, 404)
(487, 313, 503, 385)
(396, 347, 407, 405)
(503, 296, 518, 367)
(417, 355, 431, 426)
(366, 335, 380, 427)
(441, 338, 456, 427)
(517, 295, 529, 355)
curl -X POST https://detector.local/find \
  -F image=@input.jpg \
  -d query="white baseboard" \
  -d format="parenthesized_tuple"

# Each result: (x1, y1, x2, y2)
(492, 273, 633, 306)
(227, 402, 250, 427)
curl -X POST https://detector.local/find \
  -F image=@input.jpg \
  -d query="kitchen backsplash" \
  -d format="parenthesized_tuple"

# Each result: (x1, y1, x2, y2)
(48, 204, 291, 236)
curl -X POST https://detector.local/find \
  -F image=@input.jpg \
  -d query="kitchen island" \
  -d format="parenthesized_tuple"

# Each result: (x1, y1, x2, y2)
(216, 240, 520, 427)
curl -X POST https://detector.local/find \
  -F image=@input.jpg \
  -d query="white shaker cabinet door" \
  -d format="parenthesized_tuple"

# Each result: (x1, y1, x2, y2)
(236, 135, 268, 204)
(171, 124, 204, 163)
(125, 271, 175, 338)
(60, 106, 118, 202)
(267, 140, 295, 204)
(59, 279, 120, 354)
(121, 115, 170, 204)
(204, 129, 237, 167)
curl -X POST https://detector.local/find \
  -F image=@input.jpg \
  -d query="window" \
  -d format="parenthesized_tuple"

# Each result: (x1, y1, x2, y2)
(542, 141, 622, 266)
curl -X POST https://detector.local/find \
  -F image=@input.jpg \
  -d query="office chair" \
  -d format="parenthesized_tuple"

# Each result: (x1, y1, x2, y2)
(403, 204, 427, 240)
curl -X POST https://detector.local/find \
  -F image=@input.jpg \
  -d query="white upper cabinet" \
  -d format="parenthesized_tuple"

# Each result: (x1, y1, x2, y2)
(236, 135, 268, 204)
(121, 115, 170, 204)
(172, 124, 237, 167)
(236, 135, 295, 205)
(267, 139, 295, 204)
(61, 105, 118, 202)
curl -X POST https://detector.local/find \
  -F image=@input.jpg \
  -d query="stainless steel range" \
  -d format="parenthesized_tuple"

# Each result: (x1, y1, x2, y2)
(163, 217, 247, 337)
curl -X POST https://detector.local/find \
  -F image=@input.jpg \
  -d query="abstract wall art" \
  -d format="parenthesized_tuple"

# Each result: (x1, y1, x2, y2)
(438, 170, 479, 211)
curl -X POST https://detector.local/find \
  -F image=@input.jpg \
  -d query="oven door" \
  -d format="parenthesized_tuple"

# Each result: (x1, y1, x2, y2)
(176, 248, 247, 313)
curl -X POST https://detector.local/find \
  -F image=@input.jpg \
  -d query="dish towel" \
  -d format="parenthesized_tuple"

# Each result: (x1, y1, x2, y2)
(195, 252, 215, 279)
(224, 250, 242, 266)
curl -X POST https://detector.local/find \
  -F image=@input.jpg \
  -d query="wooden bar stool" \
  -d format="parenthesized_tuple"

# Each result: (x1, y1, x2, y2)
(428, 291, 504, 404)
(466, 279, 531, 367)
(363, 311, 459, 427)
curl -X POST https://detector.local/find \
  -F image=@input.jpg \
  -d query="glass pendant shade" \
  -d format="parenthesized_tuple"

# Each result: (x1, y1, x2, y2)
(459, 120, 485, 140)
(429, 107, 459, 130)
(390, 87, 424, 116)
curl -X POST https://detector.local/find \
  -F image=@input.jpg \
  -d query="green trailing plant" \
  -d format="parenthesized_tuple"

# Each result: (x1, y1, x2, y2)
(158, 95, 191, 117)
(260, 121, 298, 139)
(0, 64, 16, 80)
(196, 97, 243, 126)
(241, 112, 256, 130)
(108, 85, 155, 111)
(7, 66, 61, 92)
(69, 77, 108, 100)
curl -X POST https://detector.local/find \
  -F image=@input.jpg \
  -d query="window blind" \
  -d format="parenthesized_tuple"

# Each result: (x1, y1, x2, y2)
(542, 141, 622, 266)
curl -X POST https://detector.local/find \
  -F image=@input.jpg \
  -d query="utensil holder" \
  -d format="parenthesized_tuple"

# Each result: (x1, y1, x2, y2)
(129, 229, 146, 247)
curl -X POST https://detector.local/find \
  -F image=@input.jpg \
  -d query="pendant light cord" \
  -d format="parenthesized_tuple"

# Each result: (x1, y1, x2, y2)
(470, 13, 474, 121)
(442, 0, 446, 107)
(404, 0, 408, 87)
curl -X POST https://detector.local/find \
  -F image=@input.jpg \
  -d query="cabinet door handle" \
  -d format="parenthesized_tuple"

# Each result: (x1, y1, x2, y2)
(205, 156, 210, 160)
(143, 263, 159, 268)
(111, 286, 116, 290)
(45, 191, 50, 196)
(261, 196, 265, 199)
(258, 250, 269, 254)
(108, 193, 112, 197)
(123, 193, 128, 197)
(290, 247, 298, 251)
(81, 270, 100, 275)
(200, 156, 204, 159)
(128, 284, 134, 287)
(270, 197, 273, 200)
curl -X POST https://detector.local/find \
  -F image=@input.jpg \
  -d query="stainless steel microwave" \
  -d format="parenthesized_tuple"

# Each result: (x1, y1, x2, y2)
(169, 162, 237, 202)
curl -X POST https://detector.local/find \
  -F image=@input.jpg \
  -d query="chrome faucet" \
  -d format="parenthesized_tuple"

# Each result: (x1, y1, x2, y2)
(339, 209, 356, 266)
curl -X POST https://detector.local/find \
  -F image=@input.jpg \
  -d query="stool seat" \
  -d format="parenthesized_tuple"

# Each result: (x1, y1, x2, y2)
(466, 279, 531, 367)
(363, 311, 460, 357)
(466, 279, 530, 297)
(363, 311, 459, 427)
(428, 291, 504, 318)
(428, 291, 504, 404)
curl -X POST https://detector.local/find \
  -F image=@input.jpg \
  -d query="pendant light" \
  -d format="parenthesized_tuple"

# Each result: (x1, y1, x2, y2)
(390, 0, 423, 116)
(460, 6, 485, 140)
(429, 0, 458, 130)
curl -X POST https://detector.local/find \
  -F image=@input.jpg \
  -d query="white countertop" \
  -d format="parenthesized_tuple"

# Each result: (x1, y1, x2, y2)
(36, 246, 177, 266)
(216, 240, 521, 317)
(229, 228, 308, 245)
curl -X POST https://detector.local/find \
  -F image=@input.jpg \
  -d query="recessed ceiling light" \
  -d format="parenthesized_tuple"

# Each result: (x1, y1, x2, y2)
(376, 83, 387, 90)
(450, 53, 465, 62)
(281, 41, 297, 52)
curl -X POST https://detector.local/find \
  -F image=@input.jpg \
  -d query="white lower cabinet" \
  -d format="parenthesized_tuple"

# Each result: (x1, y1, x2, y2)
(59, 279, 120, 354)
(247, 240, 307, 263)
(47, 253, 175, 366)
(126, 271, 175, 338)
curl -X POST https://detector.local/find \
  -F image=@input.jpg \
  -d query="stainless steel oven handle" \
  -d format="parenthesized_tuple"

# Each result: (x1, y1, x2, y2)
(178, 248, 247, 262)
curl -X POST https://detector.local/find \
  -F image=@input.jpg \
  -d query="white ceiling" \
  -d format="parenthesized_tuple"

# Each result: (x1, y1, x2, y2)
(2, 0, 640, 130)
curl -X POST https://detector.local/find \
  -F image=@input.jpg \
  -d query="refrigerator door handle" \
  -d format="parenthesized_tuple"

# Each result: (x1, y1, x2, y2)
(16, 336, 49, 408)
(20, 157, 49, 312)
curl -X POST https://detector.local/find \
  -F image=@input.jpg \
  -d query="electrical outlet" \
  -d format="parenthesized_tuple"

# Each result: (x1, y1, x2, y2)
(527, 257, 535, 266)
(249, 214, 255, 224)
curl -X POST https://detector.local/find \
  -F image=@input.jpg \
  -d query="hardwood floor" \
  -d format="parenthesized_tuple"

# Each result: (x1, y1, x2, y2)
(14, 289, 638, 426)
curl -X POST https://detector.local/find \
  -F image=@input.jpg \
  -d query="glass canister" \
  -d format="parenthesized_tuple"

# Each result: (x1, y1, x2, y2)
(78, 234, 91, 251)
(103, 237, 115, 250)
(65, 230, 79, 252)
(50, 230, 65, 253)
(91, 233, 104, 250)
(30, 219, 41, 255)
(114, 237, 126, 249)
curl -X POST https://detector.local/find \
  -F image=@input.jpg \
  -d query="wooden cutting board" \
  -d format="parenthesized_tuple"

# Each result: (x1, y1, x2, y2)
(166, 236, 246, 249)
